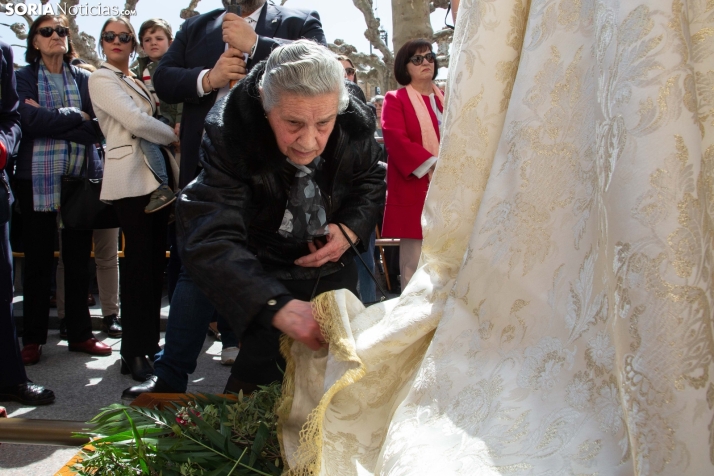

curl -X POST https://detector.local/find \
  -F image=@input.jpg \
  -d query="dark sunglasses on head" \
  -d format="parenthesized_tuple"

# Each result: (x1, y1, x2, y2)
(344, 67, 356, 76)
(101, 32, 133, 44)
(409, 52, 436, 66)
(38, 26, 69, 38)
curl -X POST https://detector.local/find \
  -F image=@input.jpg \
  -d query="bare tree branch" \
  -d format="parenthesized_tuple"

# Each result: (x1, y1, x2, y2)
(181, 0, 201, 19)
(0, 0, 35, 32)
(350, 0, 393, 65)
(0, 22, 27, 40)
(433, 27, 453, 68)
(329, 39, 390, 97)
(123, 0, 139, 20)
(430, 0, 450, 12)
(60, 0, 102, 66)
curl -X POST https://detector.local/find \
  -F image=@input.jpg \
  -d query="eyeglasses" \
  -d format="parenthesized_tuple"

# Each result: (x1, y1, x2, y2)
(408, 52, 436, 66)
(344, 67, 356, 76)
(38, 26, 69, 38)
(101, 32, 133, 44)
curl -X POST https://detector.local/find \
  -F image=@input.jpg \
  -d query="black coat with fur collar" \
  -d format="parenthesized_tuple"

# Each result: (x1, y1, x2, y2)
(175, 62, 385, 330)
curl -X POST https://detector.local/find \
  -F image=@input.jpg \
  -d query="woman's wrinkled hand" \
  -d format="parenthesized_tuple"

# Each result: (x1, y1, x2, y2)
(295, 223, 357, 268)
(24, 99, 40, 108)
(271, 299, 325, 351)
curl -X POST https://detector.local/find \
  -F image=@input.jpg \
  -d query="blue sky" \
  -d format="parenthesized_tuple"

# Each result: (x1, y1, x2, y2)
(0, 0, 450, 66)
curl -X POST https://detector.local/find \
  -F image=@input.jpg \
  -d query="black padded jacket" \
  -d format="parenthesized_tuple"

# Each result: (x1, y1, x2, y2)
(175, 61, 385, 334)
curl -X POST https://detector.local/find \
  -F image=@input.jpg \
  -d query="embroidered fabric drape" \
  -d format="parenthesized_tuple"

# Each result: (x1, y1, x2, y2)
(279, 0, 714, 474)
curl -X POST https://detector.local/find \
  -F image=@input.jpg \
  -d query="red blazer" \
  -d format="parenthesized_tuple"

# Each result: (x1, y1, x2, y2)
(381, 87, 442, 239)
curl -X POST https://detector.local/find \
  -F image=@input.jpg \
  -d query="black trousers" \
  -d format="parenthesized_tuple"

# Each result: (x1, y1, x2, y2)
(112, 194, 169, 358)
(16, 180, 93, 345)
(0, 220, 26, 387)
(231, 261, 359, 385)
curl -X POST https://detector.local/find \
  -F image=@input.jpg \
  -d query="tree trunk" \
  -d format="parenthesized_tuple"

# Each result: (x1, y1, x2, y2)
(60, 0, 102, 67)
(391, 0, 433, 53)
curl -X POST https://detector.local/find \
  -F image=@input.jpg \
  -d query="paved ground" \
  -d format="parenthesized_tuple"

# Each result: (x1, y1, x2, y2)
(0, 294, 230, 476)
(0, 261, 398, 475)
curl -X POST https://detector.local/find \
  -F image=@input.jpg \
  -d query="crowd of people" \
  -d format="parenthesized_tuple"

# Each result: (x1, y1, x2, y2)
(0, 0, 444, 406)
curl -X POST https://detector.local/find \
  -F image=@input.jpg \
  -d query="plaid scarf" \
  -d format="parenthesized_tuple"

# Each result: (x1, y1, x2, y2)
(31, 61, 85, 212)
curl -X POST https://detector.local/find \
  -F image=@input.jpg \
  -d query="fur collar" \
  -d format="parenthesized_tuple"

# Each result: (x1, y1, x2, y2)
(211, 61, 375, 177)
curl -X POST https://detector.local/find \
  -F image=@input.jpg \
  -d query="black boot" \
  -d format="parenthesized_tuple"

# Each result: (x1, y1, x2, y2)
(120, 356, 154, 382)
(102, 314, 122, 337)
(122, 375, 179, 400)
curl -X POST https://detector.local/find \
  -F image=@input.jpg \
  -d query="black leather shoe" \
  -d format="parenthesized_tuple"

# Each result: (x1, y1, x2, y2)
(120, 356, 154, 382)
(122, 375, 179, 400)
(59, 319, 67, 340)
(102, 314, 122, 337)
(0, 382, 55, 405)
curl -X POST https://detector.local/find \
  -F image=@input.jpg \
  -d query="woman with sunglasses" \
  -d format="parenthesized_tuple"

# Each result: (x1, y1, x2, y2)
(15, 15, 112, 364)
(89, 17, 178, 381)
(381, 39, 443, 291)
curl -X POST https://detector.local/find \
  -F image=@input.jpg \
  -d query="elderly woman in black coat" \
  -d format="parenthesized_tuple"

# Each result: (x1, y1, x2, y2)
(124, 40, 385, 398)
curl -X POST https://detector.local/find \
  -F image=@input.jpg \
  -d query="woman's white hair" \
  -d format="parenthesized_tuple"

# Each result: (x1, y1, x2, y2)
(259, 40, 349, 113)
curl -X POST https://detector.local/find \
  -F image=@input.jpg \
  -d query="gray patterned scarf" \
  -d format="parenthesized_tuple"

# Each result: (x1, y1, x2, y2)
(278, 156, 329, 240)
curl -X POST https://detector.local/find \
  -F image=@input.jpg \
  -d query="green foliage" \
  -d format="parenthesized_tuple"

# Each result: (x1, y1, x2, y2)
(72, 384, 284, 476)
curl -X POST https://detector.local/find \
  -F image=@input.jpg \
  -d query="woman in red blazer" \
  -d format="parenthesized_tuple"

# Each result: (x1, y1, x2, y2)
(382, 39, 444, 290)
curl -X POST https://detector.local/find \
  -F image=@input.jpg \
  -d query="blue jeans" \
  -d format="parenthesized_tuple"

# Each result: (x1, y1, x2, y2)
(140, 139, 168, 187)
(153, 268, 218, 391)
(216, 313, 239, 348)
(354, 230, 376, 303)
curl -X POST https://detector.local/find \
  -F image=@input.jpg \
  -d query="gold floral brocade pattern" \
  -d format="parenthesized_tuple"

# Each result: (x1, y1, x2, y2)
(281, 0, 714, 474)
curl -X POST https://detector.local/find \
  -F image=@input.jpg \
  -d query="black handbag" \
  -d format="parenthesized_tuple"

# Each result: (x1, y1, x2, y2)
(60, 146, 119, 230)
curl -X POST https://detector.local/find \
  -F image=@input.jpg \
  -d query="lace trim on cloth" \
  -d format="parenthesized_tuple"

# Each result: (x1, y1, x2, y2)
(278, 291, 368, 476)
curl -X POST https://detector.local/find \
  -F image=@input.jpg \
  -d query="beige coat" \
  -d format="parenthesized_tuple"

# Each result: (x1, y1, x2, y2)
(89, 62, 178, 201)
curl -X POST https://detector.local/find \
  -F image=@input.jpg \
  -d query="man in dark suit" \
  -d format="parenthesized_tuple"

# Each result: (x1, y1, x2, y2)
(0, 40, 54, 406)
(124, 0, 326, 398)
(154, 0, 326, 188)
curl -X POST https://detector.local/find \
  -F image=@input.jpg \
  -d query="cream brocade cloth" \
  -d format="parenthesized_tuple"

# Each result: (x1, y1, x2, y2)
(279, 0, 714, 474)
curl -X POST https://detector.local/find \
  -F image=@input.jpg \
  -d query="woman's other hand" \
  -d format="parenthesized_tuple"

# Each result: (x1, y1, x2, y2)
(24, 98, 40, 108)
(271, 299, 325, 351)
(295, 223, 357, 268)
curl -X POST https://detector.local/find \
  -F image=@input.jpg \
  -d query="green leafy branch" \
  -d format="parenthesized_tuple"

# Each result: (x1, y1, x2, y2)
(72, 384, 283, 476)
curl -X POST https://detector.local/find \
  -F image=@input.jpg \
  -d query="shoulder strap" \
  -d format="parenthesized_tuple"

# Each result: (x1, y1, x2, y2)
(337, 223, 388, 302)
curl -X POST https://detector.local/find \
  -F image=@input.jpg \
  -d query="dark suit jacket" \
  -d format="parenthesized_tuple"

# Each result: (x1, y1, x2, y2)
(154, 1, 326, 187)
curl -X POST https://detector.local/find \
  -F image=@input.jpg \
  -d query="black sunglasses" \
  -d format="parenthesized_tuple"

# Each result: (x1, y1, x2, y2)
(101, 32, 134, 44)
(344, 67, 356, 76)
(409, 52, 436, 66)
(38, 26, 69, 38)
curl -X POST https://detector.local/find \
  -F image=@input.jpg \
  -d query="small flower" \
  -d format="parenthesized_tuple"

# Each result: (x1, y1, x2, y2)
(586, 331, 615, 375)
(565, 372, 594, 409)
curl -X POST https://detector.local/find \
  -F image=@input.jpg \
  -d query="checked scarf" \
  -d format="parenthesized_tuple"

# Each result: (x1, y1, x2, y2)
(31, 60, 85, 212)
(278, 156, 329, 241)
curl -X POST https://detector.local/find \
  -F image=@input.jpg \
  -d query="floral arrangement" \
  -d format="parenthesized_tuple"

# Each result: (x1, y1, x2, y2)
(71, 383, 284, 476)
